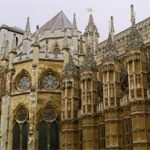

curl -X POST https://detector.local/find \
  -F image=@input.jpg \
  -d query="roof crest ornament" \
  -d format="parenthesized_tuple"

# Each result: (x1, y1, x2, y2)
(86, 8, 94, 14)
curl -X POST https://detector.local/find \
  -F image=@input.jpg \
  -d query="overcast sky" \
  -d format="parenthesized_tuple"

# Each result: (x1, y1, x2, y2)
(0, 0, 149, 41)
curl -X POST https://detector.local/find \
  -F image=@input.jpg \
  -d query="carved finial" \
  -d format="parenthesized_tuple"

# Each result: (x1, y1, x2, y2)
(34, 25, 39, 45)
(63, 29, 69, 49)
(2, 40, 9, 60)
(86, 8, 94, 14)
(110, 16, 115, 43)
(73, 13, 77, 28)
(131, 4, 136, 26)
(10, 33, 17, 53)
(79, 36, 84, 54)
(72, 13, 78, 36)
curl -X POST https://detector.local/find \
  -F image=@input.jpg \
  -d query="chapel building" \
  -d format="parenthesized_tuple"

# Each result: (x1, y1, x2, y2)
(0, 5, 150, 150)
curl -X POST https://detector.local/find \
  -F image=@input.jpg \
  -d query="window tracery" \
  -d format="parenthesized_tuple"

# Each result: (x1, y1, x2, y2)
(41, 71, 58, 90)
(38, 106, 59, 150)
(123, 119, 133, 149)
(13, 106, 29, 150)
(16, 70, 31, 91)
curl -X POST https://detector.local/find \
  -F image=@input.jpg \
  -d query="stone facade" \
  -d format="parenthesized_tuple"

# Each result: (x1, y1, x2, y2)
(0, 5, 150, 150)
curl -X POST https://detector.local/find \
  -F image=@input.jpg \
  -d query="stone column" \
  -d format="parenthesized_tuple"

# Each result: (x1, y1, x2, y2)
(102, 61, 122, 149)
(80, 71, 98, 149)
(28, 43, 39, 150)
(61, 77, 79, 150)
(126, 54, 150, 149)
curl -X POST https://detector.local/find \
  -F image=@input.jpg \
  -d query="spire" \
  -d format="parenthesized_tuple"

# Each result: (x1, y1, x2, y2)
(10, 33, 17, 54)
(89, 14, 94, 25)
(81, 46, 97, 71)
(72, 13, 78, 37)
(85, 14, 95, 33)
(63, 52, 78, 77)
(110, 16, 115, 43)
(131, 4, 136, 26)
(103, 17, 117, 59)
(126, 5, 144, 49)
(23, 17, 31, 40)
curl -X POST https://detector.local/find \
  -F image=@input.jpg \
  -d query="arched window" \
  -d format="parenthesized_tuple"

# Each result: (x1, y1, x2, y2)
(38, 106, 59, 150)
(123, 119, 133, 149)
(12, 106, 29, 150)
(120, 69, 129, 94)
(16, 37, 18, 47)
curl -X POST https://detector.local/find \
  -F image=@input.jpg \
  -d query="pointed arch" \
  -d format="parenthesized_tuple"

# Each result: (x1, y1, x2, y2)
(14, 69, 31, 91)
(37, 103, 60, 150)
(12, 104, 29, 150)
(13, 103, 28, 114)
(50, 40, 61, 53)
(14, 69, 31, 82)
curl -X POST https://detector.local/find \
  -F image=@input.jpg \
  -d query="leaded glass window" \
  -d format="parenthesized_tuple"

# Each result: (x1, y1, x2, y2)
(38, 107, 59, 150)
(99, 124, 105, 149)
(123, 119, 133, 149)
(12, 106, 29, 150)
(17, 75, 31, 91)
(42, 72, 58, 90)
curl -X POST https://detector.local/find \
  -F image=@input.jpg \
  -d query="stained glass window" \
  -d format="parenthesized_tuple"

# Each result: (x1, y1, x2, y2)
(13, 123, 20, 150)
(38, 107, 59, 150)
(50, 121, 59, 150)
(13, 107, 28, 150)
(38, 121, 48, 150)
(123, 119, 133, 149)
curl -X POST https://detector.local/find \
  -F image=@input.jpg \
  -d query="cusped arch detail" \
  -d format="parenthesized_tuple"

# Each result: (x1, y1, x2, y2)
(39, 68, 60, 90)
(37, 101, 58, 117)
(14, 69, 31, 91)
(50, 41, 61, 53)
(12, 103, 29, 126)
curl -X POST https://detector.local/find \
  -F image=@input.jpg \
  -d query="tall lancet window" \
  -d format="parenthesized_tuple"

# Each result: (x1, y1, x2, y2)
(123, 118, 133, 149)
(38, 106, 59, 150)
(13, 106, 29, 150)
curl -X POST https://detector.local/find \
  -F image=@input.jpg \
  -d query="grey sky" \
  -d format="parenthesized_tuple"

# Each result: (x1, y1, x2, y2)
(0, 0, 149, 41)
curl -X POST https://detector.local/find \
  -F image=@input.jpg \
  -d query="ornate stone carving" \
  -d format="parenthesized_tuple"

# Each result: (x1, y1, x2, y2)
(103, 33, 117, 60)
(15, 106, 28, 123)
(63, 52, 79, 77)
(42, 106, 57, 122)
(126, 24, 144, 49)
(80, 46, 97, 71)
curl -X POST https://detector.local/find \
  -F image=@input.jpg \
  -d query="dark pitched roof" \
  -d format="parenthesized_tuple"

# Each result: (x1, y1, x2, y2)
(38, 11, 72, 33)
